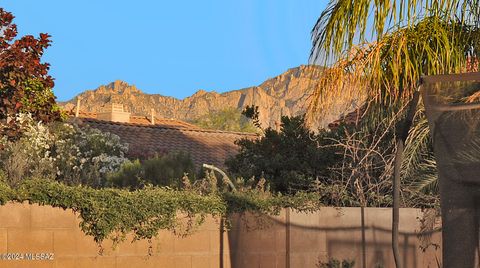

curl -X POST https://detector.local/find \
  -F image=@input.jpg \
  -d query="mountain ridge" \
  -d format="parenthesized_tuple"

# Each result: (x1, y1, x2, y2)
(61, 65, 363, 129)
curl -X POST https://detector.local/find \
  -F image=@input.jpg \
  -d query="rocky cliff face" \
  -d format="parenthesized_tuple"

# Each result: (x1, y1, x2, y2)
(61, 65, 362, 129)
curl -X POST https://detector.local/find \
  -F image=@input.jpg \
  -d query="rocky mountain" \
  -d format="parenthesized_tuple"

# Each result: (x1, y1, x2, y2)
(61, 65, 363, 129)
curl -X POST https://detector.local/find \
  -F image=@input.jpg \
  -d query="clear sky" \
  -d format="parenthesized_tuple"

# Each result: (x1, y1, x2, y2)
(2, 1, 327, 101)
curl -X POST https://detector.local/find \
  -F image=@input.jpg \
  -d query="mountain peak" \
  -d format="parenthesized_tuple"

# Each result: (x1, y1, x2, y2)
(193, 89, 208, 96)
(95, 80, 143, 95)
(62, 65, 363, 129)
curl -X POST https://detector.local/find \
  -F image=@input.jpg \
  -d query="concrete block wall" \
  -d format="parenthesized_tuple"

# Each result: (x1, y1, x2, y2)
(227, 208, 441, 268)
(0, 203, 441, 268)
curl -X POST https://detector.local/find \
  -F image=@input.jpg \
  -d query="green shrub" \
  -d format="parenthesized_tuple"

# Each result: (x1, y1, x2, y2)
(226, 115, 343, 194)
(143, 151, 196, 187)
(0, 180, 14, 205)
(191, 107, 258, 133)
(106, 160, 144, 189)
(225, 113, 438, 207)
(108, 151, 196, 189)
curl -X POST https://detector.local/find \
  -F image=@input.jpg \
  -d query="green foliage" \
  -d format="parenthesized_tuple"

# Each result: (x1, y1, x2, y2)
(225, 190, 321, 215)
(224, 178, 322, 215)
(143, 151, 196, 187)
(21, 79, 65, 121)
(108, 151, 196, 189)
(226, 115, 343, 194)
(0, 114, 57, 185)
(14, 179, 225, 246)
(401, 113, 439, 195)
(241, 105, 261, 129)
(311, 0, 480, 64)
(191, 108, 258, 133)
(107, 160, 144, 189)
(0, 176, 323, 247)
(225, 113, 437, 206)
(0, 180, 14, 205)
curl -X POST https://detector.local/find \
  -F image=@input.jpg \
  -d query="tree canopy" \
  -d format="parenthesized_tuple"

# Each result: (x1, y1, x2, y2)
(225, 115, 342, 194)
(0, 8, 61, 139)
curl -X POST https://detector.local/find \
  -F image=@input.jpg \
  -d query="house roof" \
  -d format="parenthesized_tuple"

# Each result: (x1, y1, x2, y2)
(129, 115, 199, 128)
(70, 110, 198, 129)
(77, 118, 258, 168)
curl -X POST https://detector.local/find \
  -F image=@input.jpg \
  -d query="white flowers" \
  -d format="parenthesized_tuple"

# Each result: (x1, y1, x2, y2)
(1, 113, 129, 186)
(15, 113, 52, 158)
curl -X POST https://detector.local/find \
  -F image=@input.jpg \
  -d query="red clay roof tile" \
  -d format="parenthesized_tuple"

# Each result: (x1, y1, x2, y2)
(77, 118, 258, 168)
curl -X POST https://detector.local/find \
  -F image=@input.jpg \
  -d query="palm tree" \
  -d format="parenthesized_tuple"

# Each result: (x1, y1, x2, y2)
(308, 1, 480, 267)
(309, 1, 480, 113)
(308, 1, 480, 199)
(308, 1, 480, 192)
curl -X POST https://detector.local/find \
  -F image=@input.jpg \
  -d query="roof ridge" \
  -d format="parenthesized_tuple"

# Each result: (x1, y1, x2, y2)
(80, 118, 259, 136)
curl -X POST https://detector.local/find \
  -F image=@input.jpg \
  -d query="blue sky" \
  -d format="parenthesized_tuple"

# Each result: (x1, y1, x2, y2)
(2, 1, 327, 101)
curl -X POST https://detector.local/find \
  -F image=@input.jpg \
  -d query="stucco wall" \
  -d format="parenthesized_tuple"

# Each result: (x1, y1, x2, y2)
(228, 208, 441, 268)
(0, 203, 441, 268)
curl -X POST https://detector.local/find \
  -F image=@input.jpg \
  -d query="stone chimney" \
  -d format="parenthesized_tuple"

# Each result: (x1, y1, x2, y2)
(97, 103, 131, 123)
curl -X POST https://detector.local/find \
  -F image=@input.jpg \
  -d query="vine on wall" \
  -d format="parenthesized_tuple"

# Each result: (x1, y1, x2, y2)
(0, 178, 322, 249)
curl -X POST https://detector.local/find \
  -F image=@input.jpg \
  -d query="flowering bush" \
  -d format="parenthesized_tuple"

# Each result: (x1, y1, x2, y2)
(0, 113, 129, 187)
(51, 122, 129, 186)
(0, 114, 56, 185)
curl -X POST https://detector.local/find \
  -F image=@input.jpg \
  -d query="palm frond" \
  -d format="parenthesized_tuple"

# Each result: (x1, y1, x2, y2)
(307, 16, 480, 124)
(402, 111, 432, 179)
(308, 1, 480, 197)
(407, 157, 439, 193)
(311, 0, 480, 63)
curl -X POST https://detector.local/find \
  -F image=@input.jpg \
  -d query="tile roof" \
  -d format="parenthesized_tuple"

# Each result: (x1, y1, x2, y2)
(77, 118, 258, 168)
(129, 115, 199, 128)
(69, 110, 198, 128)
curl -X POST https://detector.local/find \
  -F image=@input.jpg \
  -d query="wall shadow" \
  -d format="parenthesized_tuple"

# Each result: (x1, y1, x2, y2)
(226, 209, 441, 268)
